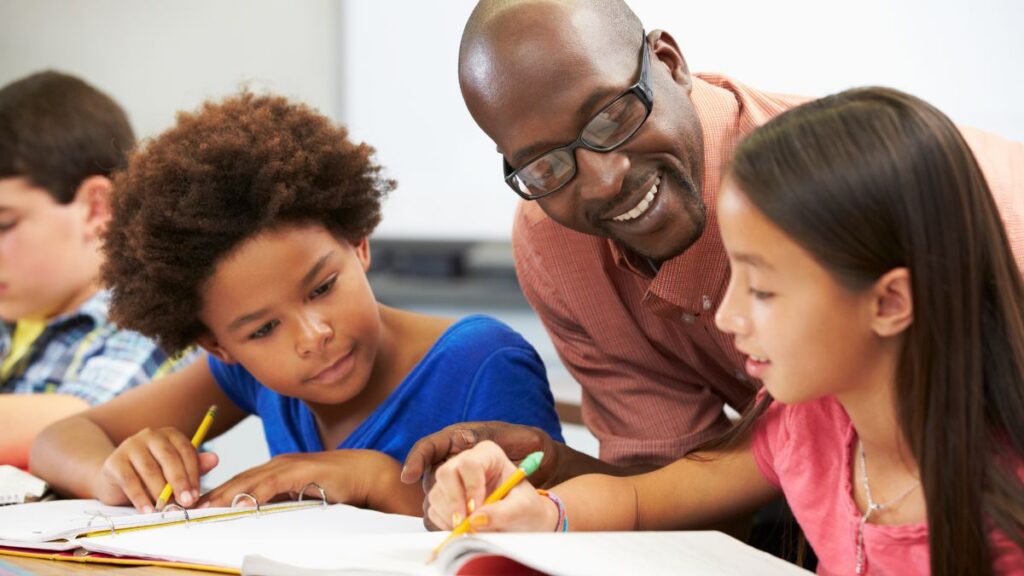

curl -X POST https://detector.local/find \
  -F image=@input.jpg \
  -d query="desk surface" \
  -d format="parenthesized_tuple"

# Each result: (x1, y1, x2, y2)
(0, 556, 217, 575)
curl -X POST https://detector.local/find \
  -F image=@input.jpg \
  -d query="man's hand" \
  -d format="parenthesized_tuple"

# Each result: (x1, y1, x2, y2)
(401, 422, 563, 529)
(401, 422, 563, 488)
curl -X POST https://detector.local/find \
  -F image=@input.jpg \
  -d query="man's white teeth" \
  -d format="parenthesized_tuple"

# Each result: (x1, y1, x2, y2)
(612, 178, 660, 222)
(750, 355, 769, 363)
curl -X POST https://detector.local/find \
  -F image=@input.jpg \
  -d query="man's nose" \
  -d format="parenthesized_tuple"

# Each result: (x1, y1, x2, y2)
(572, 147, 631, 203)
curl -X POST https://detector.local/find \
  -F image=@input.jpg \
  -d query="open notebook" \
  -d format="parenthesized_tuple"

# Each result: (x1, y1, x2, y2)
(19, 515, 810, 576)
(240, 531, 813, 576)
(0, 498, 425, 573)
(0, 499, 810, 575)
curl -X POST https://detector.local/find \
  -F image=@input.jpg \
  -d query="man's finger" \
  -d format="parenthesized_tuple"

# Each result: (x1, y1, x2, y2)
(401, 426, 480, 484)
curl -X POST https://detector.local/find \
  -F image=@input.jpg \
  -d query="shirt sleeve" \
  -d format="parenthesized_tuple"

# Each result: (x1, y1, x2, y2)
(750, 392, 786, 489)
(58, 330, 197, 405)
(206, 354, 258, 415)
(513, 203, 731, 466)
(461, 344, 564, 444)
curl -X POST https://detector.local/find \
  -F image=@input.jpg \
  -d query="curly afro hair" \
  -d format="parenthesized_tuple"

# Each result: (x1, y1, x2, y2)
(103, 92, 394, 353)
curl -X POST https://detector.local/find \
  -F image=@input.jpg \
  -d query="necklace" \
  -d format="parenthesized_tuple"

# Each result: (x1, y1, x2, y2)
(854, 439, 920, 574)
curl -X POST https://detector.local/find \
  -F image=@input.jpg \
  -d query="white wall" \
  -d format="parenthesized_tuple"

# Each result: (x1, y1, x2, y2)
(2, 1, 1021, 241)
(0, 0, 339, 144)
(342, 0, 1024, 239)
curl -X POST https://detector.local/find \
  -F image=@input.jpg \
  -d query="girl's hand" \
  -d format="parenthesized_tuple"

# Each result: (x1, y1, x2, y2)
(426, 440, 557, 532)
(197, 449, 421, 515)
(96, 426, 219, 513)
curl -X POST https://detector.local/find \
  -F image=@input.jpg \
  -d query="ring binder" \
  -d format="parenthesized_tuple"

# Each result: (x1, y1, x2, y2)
(297, 482, 328, 507)
(231, 493, 261, 516)
(160, 504, 191, 525)
(0, 498, 431, 573)
(85, 511, 117, 537)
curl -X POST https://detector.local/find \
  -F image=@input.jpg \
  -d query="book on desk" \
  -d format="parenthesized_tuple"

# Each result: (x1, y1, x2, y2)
(0, 498, 810, 575)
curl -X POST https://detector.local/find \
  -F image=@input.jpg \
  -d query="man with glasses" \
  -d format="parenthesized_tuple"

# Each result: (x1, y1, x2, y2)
(402, 0, 1024, 497)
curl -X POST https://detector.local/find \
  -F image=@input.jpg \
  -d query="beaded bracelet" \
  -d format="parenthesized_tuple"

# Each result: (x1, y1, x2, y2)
(536, 489, 569, 532)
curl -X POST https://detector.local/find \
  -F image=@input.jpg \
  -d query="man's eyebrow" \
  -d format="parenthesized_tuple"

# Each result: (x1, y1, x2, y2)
(507, 88, 621, 166)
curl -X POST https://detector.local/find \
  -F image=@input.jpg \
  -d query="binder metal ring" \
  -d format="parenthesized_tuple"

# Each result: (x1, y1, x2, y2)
(85, 511, 117, 536)
(231, 492, 261, 516)
(297, 482, 328, 507)
(160, 504, 191, 524)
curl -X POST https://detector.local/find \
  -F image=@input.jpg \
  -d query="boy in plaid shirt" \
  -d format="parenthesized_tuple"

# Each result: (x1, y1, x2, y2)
(0, 71, 195, 468)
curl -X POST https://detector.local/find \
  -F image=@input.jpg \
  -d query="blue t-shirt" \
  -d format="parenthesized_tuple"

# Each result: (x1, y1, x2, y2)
(208, 315, 563, 461)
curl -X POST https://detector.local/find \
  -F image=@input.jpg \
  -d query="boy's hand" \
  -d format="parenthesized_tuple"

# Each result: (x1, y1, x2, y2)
(95, 427, 219, 513)
(426, 440, 556, 533)
(196, 450, 421, 515)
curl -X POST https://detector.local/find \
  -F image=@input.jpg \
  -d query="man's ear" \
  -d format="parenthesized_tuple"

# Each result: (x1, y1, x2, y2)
(197, 334, 236, 364)
(870, 268, 913, 337)
(72, 175, 113, 241)
(648, 29, 691, 92)
(352, 237, 371, 272)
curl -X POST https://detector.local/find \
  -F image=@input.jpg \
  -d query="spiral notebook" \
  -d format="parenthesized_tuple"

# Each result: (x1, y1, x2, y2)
(0, 497, 811, 575)
(0, 498, 425, 574)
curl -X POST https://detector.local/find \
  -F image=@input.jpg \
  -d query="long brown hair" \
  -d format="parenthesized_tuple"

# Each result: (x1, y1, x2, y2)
(719, 87, 1023, 575)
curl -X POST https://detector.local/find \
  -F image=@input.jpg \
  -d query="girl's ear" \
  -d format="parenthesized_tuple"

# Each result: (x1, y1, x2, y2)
(196, 334, 236, 364)
(870, 268, 913, 337)
(352, 237, 371, 272)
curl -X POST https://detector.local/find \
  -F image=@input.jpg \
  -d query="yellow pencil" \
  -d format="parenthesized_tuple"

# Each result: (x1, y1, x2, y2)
(427, 451, 543, 563)
(154, 405, 217, 511)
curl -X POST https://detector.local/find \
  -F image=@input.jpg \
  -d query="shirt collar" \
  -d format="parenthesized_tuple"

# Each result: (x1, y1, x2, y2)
(607, 75, 740, 315)
(46, 289, 110, 331)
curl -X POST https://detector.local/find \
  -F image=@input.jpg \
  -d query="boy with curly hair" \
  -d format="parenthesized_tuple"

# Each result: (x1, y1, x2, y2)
(0, 71, 193, 468)
(31, 92, 563, 515)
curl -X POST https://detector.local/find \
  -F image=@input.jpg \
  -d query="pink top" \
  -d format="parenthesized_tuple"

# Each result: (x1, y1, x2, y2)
(752, 395, 1023, 575)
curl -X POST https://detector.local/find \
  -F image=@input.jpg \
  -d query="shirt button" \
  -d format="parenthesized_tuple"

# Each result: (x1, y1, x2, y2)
(681, 313, 696, 325)
(702, 295, 712, 311)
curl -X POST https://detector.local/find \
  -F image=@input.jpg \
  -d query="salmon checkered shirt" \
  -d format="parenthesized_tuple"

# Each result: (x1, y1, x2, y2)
(513, 73, 1024, 467)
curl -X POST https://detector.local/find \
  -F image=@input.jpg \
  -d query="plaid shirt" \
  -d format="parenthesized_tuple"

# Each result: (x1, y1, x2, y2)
(0, 290, 197, 405)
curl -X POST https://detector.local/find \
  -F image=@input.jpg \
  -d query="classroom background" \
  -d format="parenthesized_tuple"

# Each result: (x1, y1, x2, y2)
(2, 0, 1022, 486)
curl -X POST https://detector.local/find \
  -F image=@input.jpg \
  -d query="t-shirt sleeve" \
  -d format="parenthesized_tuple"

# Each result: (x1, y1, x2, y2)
(750, 392, 787, 489)
(206, 354, 258, 415)
(461, 344, 564, 444)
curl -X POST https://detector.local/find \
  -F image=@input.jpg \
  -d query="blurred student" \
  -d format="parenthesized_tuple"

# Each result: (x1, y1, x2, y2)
(425, 88, 1024, 575)
(30, 92, 563, 516)
(0, 71, 192, 468)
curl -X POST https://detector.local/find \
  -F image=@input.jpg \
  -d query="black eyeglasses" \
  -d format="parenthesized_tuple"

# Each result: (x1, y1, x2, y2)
(503, 33, 653, 201)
